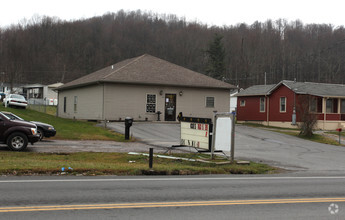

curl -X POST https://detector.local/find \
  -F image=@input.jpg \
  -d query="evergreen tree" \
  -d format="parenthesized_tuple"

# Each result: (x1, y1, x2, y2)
(205, 33, 226, 80)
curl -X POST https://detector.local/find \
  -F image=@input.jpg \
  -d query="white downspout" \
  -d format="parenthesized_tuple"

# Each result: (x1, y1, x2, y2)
(323, 97, 326, 130)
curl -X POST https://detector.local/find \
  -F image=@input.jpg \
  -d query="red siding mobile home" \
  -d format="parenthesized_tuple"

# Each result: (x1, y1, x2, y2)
(236, 80, 345, 130)
(268, 84, 294, 122)
(237, 96, 267, 121)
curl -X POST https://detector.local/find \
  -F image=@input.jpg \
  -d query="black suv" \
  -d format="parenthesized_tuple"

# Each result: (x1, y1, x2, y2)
(0, 112, 40, 151)
(1, 112, 56, 141)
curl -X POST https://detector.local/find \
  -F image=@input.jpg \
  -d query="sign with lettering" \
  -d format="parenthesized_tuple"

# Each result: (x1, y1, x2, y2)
(180, 117, 212, 150)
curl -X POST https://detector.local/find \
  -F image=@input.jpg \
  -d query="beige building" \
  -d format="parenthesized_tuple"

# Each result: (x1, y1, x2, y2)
(23, 83, 63, 105)
(56, 54, 236, 121)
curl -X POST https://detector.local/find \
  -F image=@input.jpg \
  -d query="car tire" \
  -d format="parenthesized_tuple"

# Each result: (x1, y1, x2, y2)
(37, 128, 44, 141)
(7, 132, 28, 151)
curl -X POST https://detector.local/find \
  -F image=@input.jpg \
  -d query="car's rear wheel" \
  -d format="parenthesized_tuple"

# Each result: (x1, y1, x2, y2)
(7, 132, 28, 151)
(37, 128, 44, 141)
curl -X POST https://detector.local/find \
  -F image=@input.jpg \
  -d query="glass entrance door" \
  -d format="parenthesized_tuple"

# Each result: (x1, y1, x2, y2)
(165, 94, 176, 121)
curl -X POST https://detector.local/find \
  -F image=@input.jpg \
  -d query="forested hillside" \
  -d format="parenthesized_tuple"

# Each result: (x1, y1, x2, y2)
(0, 10, 345, 88)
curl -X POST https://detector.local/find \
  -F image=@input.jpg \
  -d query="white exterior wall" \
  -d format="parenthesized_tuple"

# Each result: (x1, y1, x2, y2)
(46, 87, 59, 105)
(230, 96, 237, 112)
(103, 83, 230, 121)
(58, 84, 104, 120)
(46, 87, 58, 99)
(43, 86, 48, 99)
(58, 83, 230, 121)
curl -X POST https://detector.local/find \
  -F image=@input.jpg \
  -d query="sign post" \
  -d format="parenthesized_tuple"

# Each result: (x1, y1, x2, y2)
(336, 128, 342, 144)
(230, 112, 235, 162)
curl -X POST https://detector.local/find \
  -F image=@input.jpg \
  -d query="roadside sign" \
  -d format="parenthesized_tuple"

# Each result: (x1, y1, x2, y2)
(214, 117, 232, 151)
(180, 117, 212, 150)
(211, 112, 235, 161)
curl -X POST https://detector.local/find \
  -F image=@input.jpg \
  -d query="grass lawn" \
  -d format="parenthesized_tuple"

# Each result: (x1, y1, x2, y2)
(240, 122, 300, 131)
(0, 151, 276, 176)
(326, 131, 345, 136)
(281, 131, 341, 145)
(0, 105, 125, 141)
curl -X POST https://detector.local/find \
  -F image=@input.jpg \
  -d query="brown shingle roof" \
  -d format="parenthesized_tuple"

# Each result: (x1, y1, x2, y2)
(57, 54, 236, 90)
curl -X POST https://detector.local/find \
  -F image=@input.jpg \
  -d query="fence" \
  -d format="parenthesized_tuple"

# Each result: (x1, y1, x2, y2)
(27, 98, 57, 116)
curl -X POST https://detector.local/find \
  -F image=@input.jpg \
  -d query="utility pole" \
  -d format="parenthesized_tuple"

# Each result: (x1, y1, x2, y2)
(264, 72, 267, 85)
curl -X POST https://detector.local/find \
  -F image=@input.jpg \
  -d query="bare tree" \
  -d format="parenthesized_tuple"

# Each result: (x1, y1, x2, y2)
(296, 95, 318, 137)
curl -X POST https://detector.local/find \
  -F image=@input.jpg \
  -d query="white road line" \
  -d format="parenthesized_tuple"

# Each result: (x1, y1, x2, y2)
(1, 176, 345, 183)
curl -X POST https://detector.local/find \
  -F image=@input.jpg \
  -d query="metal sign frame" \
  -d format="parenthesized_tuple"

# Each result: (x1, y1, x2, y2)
(211, 112, 235, 161)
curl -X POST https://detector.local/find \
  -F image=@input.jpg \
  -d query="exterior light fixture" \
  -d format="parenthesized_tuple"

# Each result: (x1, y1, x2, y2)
(179, 91, 183, 96)
(159, 90, 163, 95)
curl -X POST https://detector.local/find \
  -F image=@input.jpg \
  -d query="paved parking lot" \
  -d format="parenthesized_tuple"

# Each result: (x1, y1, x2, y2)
(105, 122, 180, 147)
(106, 122, 345, 174)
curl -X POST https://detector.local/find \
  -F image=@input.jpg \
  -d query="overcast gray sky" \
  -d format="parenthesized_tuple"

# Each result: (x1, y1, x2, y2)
(1, 0, 344, 28)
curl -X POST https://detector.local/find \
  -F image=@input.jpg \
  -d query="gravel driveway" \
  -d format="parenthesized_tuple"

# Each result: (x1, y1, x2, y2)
(0, 140, 175, 154)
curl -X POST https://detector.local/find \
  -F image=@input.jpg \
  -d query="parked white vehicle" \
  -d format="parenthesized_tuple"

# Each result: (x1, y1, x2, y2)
(3, 94, 28, 109)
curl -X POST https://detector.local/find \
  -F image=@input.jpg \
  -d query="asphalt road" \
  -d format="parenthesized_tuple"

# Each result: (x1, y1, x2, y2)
(106, 122, 345, 175)
(0, 175, 344, 219)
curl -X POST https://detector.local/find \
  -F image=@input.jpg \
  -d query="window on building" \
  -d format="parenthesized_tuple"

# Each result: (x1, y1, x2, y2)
(341, 99, 345, 114)
(260, 97, 265, 112)
(74, 96, 77, 113)
(63, 97, 67, 113)
(240, 99, 246, 106)
(308, 96, 323, 113)
(146, 94, 156, 113)
(28, 88, 43, 98)
(326, 98, 337, 113)
(280, 97, 286, 112)
(309, 97, 317, 112)
(206, 97, 215, 108)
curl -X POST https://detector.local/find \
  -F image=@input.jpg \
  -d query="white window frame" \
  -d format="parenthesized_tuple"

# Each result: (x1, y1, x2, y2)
(146, 94, 156, 113)
(240, 99, 246, 107)
(280, 97, 286, 113)
(260, 97, 265, 112)
(74, 96, 77, 113)
(205, 96, 215, 108)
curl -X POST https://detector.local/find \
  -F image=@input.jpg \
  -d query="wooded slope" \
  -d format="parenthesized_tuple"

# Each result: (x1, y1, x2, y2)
(1, 10, 344, 88)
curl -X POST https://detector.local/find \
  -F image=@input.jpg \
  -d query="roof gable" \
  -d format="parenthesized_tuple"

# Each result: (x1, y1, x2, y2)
(58, 54, 236, 90)
(238, 80, 345, 98)
(270, 80, 345, 97)
(236, 84, 275, 96)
